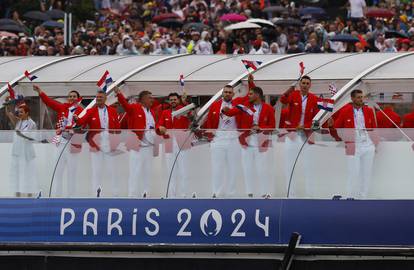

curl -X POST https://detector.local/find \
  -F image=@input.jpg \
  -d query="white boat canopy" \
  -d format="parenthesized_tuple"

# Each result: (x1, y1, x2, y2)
(0, 53, 413, 103)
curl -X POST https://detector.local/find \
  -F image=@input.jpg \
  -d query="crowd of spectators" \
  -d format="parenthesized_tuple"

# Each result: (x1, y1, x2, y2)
(1, 0, 414, 56)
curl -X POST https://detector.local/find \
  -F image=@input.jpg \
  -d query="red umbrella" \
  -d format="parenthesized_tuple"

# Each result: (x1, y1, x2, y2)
(152, 13, 181, 23)
(0, 31, 18, 38)
(220, 13, 247, 22)
(366, 8, 395, 18)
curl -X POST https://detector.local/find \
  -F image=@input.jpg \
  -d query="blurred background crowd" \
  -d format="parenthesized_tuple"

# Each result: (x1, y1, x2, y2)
(0, 0, 414, 56)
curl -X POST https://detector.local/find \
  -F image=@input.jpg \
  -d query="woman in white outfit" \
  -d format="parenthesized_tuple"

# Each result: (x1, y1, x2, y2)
(5, 101, 38, 197)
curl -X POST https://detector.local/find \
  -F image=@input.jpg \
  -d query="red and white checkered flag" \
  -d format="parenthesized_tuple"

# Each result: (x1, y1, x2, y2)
(329, 83, 337, 97)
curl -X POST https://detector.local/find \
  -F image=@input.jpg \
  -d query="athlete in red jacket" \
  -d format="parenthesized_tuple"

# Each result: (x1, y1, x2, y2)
(114, 87, 156, 198)
(333, 89, 377, 199)
(223, 86, 275, 198)
(280, 75, 319, 129)
(402, 105, 414, 128)
(33, 84, 84, 197)
(156, 92, 192, 197)
(376, 105, 401, 128)
(74, 90, 120, 197)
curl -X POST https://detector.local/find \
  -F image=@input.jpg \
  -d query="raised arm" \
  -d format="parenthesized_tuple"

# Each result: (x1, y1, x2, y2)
(114, 87, 134, 115)
(34, 84, 63, 112)
(5, 99, 18, 127)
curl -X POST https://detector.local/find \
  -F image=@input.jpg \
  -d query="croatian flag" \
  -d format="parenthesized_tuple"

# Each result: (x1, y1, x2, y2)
(236, 104, 255, 116)
(329, 83, 337, 97)
(97, 70, 113, 92)
(7, 83, 15, 100)
(24, 70, 38, 81)
(179, 74, 185, 87)
(298, 61, 305, 78)
(317, 98, 334, 112)
(241, 59, 263, 72)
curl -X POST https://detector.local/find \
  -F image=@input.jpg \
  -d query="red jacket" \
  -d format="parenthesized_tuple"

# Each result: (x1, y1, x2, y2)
(333, 104, 378, 155)
(156, 106, 191, 153)
(280, 90, 319, 129)
(204, 95, 248, 129)
(402, 112, 414, 128)
(376, 108, 401, 128)
(39, 92, 83, 153)
(117, 92, 157, 151)
(224, 101, 275, 152)
(76, 105, 120, 152)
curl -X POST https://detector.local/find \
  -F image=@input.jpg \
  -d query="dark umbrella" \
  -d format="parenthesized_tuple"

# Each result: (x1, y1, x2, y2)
(46, 9, 65, 20)
(263, 6, 288, 13)
(329, 34, 359, 43)
(41, 20, 64, 29)
(385, 30, 408, 39)
(299, 7, 326, 16)
(183, 22, 210, 32)
(0, 19, 19, 26)
(0, 24, 25, 33)
(274, 18, 303, 27)
(158, 19, 183, 28)
(23, 11, 51, 21)
(366, 8, 395, 18)
(152, 13, 180, 23)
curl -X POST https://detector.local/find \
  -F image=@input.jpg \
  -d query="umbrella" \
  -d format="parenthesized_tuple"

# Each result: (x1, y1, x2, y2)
(247, 18, 274, 28)
(41, 20, 64, 29)
(0, 31, 18, 38)
(366, 8, 395, 18)
(224, 22, 261, 31)
(46, 9, 65, 20)
(385, 30, 408, 39)
(274, 18, 303, 27)
(158, 19, 183, 28)
(263, 6, 288, 13)
(220, 13, 247, 22)
(152, 13, 180, 23)
(329, 34, 359, 43)
(183, 22, 210, 32)
(299, 7, 326, 16)
(24, 11, 51, 21)
(0, 19, 19, 26)
(0, 24, 25, 33)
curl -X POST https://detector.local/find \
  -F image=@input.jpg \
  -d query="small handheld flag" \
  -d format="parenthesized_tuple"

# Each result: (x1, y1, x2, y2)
(236, 104, 256, 116)
(97, 70, 113, 92)
(241, 59, 263, 72)
(179, 74, 185, 87)
(329, 83, 337, 97)
(298, 61, 305, 78)
(317, 98, 334, 112)
(7, 83, 15, 100)
(24, 70, 38, 81)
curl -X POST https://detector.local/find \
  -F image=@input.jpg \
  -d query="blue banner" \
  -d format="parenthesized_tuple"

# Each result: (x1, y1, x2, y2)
(1, 199, 414, 246)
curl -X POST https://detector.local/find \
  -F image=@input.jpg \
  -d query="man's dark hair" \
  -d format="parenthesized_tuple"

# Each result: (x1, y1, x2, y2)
(300, 75, 311, 82)
(97, 90, 106, 95)
(250, 86, 264, 99)
(351, 89, 363, 98)
(69, 90, 80, 98)
(138, 90, 152, 101)
(224, 85, 233, 89)
(168, 92, 180, 99)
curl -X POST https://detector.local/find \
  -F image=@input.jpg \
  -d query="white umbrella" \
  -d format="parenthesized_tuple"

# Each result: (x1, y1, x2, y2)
(224, 21, 262, 31)
(247, 18, 274, 28)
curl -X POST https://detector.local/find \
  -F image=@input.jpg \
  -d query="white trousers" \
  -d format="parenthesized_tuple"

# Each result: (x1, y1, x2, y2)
(210, 139, 240, 197)
(10, 155, 38, 194)
(128, 147, 153, 197)
(90, 151, 118, 197)
(346, 143, 375, 199)
(52, 143, 79, 197)
(241, 142, 272, 197)
(284, 134, 314, 197)
(166, 140, 189, 198)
